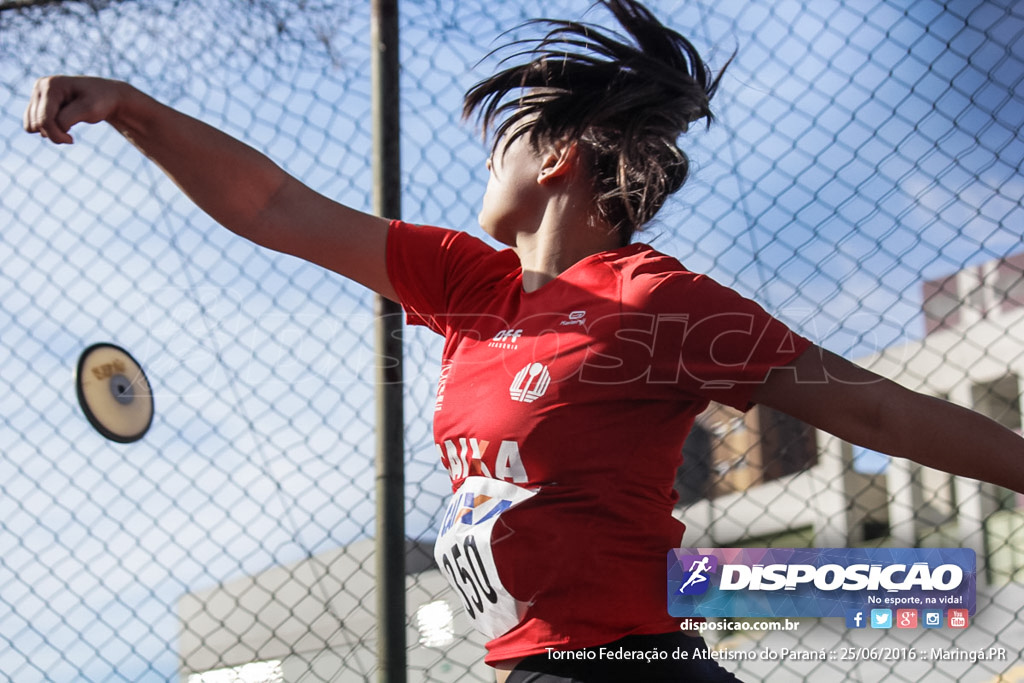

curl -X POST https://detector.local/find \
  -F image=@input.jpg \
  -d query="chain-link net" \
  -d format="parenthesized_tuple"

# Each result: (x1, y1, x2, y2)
(1, 0, 1022, 681)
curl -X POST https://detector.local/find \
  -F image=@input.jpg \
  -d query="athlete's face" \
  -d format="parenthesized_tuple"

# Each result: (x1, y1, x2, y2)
(478, 130, 547, 246)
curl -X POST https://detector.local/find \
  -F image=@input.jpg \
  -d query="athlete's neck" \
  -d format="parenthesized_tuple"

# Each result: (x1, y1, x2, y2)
(514, 214, 619, 293)
(506, 140, 620, 292)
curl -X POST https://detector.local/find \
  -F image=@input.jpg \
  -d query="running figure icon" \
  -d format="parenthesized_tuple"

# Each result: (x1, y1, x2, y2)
(678, 556, 713, 594)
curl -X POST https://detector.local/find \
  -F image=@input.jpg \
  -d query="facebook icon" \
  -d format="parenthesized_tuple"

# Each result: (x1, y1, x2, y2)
(846, 609, 866, 629)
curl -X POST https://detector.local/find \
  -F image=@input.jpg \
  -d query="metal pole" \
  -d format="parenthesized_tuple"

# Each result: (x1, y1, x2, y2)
(371, 0, 405, 681)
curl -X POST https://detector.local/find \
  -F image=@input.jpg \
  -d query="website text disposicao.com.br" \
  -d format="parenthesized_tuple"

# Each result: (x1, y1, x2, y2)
(679, 618, 800, 633)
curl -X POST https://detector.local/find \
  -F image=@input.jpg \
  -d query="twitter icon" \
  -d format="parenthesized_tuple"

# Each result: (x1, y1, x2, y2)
(871, 609, 893, 629)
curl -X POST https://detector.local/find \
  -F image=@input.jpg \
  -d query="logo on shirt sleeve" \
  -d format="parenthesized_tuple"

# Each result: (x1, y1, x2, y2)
(509, 362, 551, 403)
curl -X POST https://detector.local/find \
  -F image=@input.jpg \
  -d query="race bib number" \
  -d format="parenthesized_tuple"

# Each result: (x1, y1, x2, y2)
(434, 476, 537, 639)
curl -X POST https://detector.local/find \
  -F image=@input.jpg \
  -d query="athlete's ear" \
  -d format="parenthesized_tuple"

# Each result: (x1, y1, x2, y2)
(537, 141, 581, 186)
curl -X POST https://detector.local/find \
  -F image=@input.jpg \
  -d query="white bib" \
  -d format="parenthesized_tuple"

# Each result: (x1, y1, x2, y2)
(434, 476, 537, 639)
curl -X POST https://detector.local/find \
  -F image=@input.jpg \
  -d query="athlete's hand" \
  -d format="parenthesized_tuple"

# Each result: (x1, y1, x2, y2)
(24, 75, 129, 144)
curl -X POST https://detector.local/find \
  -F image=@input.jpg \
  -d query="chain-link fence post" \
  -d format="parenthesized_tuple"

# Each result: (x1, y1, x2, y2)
(372, 0, 406, 681)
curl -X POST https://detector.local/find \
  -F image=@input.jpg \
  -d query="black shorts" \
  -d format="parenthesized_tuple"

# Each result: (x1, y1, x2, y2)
(505, 631, 744, 683)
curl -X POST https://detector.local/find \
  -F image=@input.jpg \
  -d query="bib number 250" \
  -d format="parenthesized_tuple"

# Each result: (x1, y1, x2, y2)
(439, 536, 498, 618)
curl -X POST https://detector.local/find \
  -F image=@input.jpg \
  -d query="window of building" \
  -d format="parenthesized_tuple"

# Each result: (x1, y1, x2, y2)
(674, 406, 817, 504)
(415, 600, 455, 648)
(972, 374, 1022, 432)
(736, 526, 815, 548)
(675, 423, 712, 505)
(994, 252, 1024, 313)
(922, 274, 960, 334)
(187, 661, 283, 683)
(852, 446, 889, 474)
(757, 406, 819, 480)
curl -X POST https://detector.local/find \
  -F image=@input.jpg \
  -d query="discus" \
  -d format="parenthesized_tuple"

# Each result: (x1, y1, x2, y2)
(75, 343, 154, 443)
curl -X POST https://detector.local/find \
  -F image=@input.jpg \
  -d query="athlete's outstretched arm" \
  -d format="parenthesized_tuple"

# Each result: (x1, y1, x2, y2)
(24, 75, 396, 301)
(752, 345, 1024, 494)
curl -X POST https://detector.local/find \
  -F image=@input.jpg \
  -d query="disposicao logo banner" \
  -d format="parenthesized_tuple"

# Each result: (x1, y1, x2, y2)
(667, 548, 976, 618)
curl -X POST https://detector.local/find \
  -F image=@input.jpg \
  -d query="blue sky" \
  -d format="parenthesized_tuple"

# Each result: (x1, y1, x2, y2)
(0, 0, 1022, 679)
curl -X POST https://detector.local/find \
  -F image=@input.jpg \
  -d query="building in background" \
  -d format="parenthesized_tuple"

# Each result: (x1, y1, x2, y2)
(178, 539, 490, 683)
(675, 404, 817, 505)
(675, 251, 1024, 584)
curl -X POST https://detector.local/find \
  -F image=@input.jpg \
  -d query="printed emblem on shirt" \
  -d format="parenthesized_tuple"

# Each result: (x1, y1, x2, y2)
(560, 310, 587, 327)
(489, 328, 523, 350)
(439, 491, 513, 536)
(509, 362, 551, 403)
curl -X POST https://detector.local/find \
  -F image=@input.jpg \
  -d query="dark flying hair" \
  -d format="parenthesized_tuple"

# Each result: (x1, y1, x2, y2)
(463, 0, 730, 244)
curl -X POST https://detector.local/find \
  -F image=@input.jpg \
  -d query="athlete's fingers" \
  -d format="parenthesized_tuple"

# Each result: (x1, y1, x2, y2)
(21, 81, 36, 132)
(22, 78, 49, 137)
(43, 77, 82, 144)
(25, 75, 107, 145)
(51, 95, 105, 144)
(24, 76, 72, 144)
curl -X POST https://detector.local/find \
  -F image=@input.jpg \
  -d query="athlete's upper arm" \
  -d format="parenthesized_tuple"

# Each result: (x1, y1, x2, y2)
(252, 174, 398, 302)
(751, 344, 911, 455)
(753, 344, 1024, 493)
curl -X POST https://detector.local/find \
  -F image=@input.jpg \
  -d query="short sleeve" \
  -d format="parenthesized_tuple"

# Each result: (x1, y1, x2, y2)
(385, 220, 513, 335)
(635, 269, 812, 411)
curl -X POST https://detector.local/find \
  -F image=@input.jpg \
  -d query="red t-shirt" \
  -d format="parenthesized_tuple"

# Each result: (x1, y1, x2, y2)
(386, 220, 811, 664)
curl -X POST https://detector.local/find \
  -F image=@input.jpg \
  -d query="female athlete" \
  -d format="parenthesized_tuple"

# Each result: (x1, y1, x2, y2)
(23, 1, 1024, 681)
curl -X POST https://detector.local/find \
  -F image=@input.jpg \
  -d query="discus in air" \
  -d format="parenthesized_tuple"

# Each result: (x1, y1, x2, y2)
(75, 343, 154, 443)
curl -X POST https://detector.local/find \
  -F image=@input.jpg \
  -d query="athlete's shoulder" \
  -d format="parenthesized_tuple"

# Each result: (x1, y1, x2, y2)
(601, 243, 696, 275)
(389, 220, 497, 258)
(604, 243, 711, 303)
(389, 220, 520, 282)
(387, 221, 522, 330)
